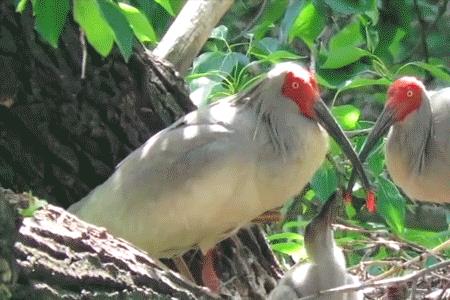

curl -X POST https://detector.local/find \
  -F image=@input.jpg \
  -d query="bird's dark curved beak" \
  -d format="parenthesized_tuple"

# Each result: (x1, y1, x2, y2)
(344, 105, 396, 213)
(346, 106, 396, 195)
(313, 99, 371, 192)
(359, 106, 396, 162)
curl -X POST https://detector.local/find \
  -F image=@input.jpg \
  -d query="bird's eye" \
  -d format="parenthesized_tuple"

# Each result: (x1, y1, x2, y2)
(406, 90, 414, 97)
(291, 82, 300, 89)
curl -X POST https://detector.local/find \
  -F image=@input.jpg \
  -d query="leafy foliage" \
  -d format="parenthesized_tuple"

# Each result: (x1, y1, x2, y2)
(13, 0, 172, 61)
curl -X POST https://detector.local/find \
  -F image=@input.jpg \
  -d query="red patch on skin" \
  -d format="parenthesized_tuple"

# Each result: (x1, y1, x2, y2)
(366, 190, 376, 213)
(386, 77, 425, 122)
(281, 71, 319, 118)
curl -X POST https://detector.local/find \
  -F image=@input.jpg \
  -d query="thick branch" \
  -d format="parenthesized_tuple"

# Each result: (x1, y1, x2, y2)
(153, 0, 234, 76)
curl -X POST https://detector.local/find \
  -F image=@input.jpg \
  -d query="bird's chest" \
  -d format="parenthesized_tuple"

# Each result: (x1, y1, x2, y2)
(256, 125, 329, 210)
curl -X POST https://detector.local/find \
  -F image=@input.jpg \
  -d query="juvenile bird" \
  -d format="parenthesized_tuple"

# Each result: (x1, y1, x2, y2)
(347, 77, 450, 203)
(68, 62, 371, 289)
(269, 191, 363, 300)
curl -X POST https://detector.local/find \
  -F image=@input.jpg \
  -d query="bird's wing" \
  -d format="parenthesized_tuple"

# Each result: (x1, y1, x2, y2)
(110, 103, 255, 202)
(430, 87, 450, 158)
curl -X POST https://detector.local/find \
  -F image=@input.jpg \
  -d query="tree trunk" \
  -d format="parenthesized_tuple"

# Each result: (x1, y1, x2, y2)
(0, 3, 282, 299)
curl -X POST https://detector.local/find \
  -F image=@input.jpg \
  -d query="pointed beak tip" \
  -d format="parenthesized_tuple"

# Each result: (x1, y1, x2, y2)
(367, 190, 377, 213)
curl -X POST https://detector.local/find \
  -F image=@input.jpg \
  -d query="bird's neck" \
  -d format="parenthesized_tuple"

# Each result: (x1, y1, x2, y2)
(306, 230, 346, 268)
(252, 98, 314, 161)
(390, 95, 433, 173)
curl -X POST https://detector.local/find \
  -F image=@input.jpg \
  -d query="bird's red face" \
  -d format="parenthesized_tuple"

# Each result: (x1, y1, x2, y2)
(386, 77, 425, 122)
(281, 71, 320, 118)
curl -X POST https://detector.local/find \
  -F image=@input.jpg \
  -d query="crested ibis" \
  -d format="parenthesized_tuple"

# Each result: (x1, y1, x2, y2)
(269, 191, 363, 300)
(68, 62, 371, 290)
(347, 77, 450, 204)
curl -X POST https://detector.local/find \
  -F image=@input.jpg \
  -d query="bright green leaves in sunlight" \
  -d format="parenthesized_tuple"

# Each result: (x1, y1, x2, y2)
(32, 0, 70, 48)
(268, 232, 305, 256)
(73, 0, 114, 57)
(154, 0, 183, 17)
(289, 1, 325, 48)
(376, 176, 406, 235)
(118, 3, 157, 44)
(15, 0, 29, 13)
(96, 1, 134, 61)
(332, 105, 360, 130)
(17, 0, 158, 62)
(18, 192, 47, 217)
(322, 21, 370, 69)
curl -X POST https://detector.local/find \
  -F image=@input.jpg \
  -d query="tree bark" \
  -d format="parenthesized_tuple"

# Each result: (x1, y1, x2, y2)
(0, 2, 282, 299)
(1, 188, 217, 299)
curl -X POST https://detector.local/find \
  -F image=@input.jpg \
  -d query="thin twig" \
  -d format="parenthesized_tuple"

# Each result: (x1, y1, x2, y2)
(368, 239, 450, 282)
(297, 260, 450, 300)
(79, 30, 87, 79)
(231, 0, 268, 42)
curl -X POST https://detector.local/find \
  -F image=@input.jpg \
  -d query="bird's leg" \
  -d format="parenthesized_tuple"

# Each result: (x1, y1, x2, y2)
(172, 256, 197, 284)
(201, 248, 221, 293)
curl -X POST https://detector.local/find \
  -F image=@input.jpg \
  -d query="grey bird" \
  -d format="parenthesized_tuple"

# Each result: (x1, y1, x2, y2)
(68, 63, 370, 280)
(347, 77, 450, 203)
(268, 191, 363, 300)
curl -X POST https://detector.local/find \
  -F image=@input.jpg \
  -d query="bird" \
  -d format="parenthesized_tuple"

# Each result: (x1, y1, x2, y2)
(268, 191, 363, 300)
(346, 77, 450, 203)
(68, 62, 371, 290)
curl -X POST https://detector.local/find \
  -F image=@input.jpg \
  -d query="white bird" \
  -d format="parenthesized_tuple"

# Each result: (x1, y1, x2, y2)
(347, 77, 450, 203)
(68, 62, 370, 287)
(269, 192, 363, 300)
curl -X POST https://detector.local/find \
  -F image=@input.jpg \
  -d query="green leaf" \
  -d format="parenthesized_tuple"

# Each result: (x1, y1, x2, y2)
(332, 105, 361, 130)
(154, 0, 183, 16)
(270, 241, 303, 255)
(401, 229, 449, 249)
(282, 220, 309, 232)
(338, 77, 391, 92)
(311, 162, 338, 202)
(265, 50, 304, 62)
(74, 0, 114, 57)
(322, 47, 370, 69)
(18, 193, 47, 217)
(377, 176, 406, 234)
(322, 0, 374, 14)
(15, 0, 29, 12)
(97, 0, 134, 61)
(367, 142, 385, 177)
(329, 21, 363, 50)
(251, 0, 289, 40)
(289, 1, 326, 48)
(118, 2, 157, 44)
(398, 62, 450, 83)
(32, 0, 70, 47)
(267, 232, 304, 242)
(192, 52, 248, 75)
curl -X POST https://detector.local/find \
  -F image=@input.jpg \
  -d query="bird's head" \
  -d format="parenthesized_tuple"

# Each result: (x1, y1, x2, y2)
(386, 77, 425, 122)
(263, 63, 371, 194)
(265, 62, 320, 118)
(353, 77, 427, 170)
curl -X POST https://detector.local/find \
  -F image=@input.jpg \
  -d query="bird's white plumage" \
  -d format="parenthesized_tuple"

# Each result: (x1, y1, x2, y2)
(268, 198, 362, 300)
(69, 63, 330, 258)
(386, 88, 450, 203)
